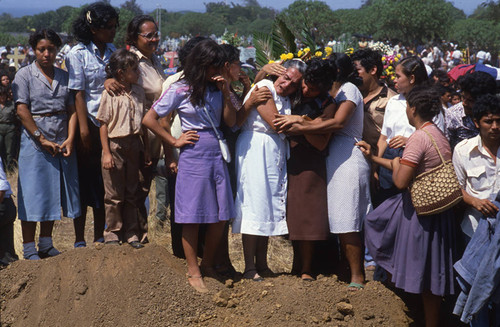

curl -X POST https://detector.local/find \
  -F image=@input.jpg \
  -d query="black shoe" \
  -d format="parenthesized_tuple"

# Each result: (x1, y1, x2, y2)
(105, 240, 121, 245)
(38, 246, 61, 259)
(128, 241, 144, 249)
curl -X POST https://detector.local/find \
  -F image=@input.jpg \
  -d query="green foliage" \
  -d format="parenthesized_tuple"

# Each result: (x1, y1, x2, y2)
(120, 0, 143, 16)
(222, 31, 242, 46)
(0, 32, 28, 46)
(278, 0, 335, 43)
(449, 18, 500, 51)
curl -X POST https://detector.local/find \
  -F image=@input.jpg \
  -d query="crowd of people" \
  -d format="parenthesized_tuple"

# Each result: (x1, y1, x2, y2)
(0, 1, 499, 326)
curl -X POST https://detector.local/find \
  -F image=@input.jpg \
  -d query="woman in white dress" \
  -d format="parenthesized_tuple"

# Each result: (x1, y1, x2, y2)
(232, 60, 306, 281)
(274, 55, 371, 290)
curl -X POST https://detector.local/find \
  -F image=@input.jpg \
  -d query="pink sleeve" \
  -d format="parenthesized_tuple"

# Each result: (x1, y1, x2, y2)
(401, 131, 426, 167)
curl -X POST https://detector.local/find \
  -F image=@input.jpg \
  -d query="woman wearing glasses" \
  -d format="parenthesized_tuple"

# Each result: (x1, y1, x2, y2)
(66, 2, 119, 248)
(124, 15, 166, 243)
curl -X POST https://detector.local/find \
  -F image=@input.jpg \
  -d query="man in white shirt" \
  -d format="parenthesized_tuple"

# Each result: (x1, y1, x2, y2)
(453, 94, 500, 239)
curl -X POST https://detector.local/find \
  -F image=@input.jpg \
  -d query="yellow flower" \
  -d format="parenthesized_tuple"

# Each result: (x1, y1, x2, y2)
(315, 51, 323, 57)
(391, 75, 395, 80)
(286, 52, 294, 60)
(304, 47, 311, 53)
(268, 60, 275, 64)
(298, 50, 304, 57)
(325, 46, 332, 54)
(394, 57, 399, 62)
(382, 56, 386, 61)
(280, 53, 287, 61)
(397, 54, 402, 58)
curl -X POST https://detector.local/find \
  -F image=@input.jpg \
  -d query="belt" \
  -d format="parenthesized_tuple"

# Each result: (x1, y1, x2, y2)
(32, 110, 67, 118)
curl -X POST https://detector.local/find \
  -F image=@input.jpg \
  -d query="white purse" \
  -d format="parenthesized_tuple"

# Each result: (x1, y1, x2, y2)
(202, 106, 231, 163)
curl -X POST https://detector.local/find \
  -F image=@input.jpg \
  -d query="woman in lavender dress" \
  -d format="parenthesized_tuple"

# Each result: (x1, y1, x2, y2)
(143, 40, 236, 293)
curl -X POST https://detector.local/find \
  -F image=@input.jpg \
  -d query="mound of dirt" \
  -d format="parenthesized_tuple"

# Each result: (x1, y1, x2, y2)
(0, 244, 410, 326)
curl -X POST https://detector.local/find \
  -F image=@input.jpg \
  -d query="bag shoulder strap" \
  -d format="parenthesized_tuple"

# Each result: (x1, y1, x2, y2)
(201, 106, 223, 141)
(421, 128, 446, 164)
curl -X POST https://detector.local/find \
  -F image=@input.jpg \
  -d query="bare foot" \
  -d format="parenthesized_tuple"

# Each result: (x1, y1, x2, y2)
(301, 273, 315, 281)
(186, 274, 208, 293)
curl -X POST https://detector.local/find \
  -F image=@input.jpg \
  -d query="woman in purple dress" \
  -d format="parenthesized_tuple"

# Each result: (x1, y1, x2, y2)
(357, 85, 458, 327)
(143, 40, 236, 293)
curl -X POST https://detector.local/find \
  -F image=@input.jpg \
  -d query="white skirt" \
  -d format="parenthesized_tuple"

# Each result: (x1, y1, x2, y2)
(232, 130, 289, 236)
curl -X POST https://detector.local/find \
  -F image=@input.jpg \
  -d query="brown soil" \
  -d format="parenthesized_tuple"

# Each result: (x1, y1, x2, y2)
(0, 243, 410, 327)
(1, 177, 411, 327)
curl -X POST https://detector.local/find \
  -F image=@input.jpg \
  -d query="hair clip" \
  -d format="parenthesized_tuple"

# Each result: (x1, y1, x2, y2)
(86, 11, 92, 24)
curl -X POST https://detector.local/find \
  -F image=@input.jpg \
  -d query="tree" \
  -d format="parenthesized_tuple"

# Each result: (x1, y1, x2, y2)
(449, 18, 500, 51)
(369, 0, 455, 44)
(121, 0, 143, 16)
(278, 0, 335, 42)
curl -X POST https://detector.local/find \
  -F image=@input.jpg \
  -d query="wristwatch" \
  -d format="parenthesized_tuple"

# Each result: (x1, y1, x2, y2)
(33, 129, 41, 139)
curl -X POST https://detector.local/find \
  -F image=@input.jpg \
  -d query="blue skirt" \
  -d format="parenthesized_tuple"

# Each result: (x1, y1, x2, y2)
(18, 131, 81, 222)
(364, 191, 457, 296)
(175, 130, 234, 224)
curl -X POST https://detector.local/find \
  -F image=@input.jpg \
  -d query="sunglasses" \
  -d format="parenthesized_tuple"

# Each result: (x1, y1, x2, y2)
(138, 32, 160, 41)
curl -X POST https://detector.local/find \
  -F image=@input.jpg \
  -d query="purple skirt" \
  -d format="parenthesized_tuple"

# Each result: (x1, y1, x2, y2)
(364, 191, 457, 296)
(175, 130, 235, 224)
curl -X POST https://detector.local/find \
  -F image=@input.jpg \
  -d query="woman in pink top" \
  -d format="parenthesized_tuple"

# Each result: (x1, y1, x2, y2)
(357, 85, 459, 327)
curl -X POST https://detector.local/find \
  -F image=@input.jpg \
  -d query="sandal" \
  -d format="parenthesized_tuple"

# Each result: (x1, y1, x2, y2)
(186, 273, 209, 293)
(347, 282, 365, 292)
(301, 273, 315, 282)
(243, 269, 264, 282)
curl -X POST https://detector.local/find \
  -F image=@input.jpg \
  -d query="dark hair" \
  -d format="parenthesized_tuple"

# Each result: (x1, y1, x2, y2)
(472, 94, 500, 121)
(221, 44, 240, 64)
(430, 69, 449, 85)
(434, 84, 453, 96)
(406, 85, 441, 121)
(105, 48, 139, 79)
(304, 58, 337, 94)
(178, 36, 208, 71)
(398, 56, 428, 86)
(29, 29, 62, 49)
(72, 2, 119, 45)
(125, 15, 157, 46)
(183, 39, 225, 106)
(459, 71, 496, 100)
(351, 48, 383, 78)
(335, 54, 354, 84)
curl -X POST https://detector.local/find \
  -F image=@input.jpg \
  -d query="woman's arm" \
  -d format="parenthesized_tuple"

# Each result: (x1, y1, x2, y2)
(142, 109, 199, 148)
(303, 102, 336, 151)
(254, 62, 286, 84)
(74, 90, 91, 152)
(212, 75, 236, 128)
(274, 100, 356, 134)
(16, 103, 59, 156)
(60, 103, 77, 157)
(236, 86, 272, 127)
(391, 158, 415, 189)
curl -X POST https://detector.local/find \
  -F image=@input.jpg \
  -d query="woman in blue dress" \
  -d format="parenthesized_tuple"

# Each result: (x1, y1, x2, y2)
(12, 29, 80, 260)
(66, 2, 119, 247)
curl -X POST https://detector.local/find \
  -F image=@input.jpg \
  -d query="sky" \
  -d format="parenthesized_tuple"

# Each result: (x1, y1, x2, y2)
(0, 0, 486, 17)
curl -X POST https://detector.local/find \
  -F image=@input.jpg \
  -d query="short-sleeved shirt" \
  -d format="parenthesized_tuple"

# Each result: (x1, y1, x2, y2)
(444, 102, 479, 150)
(96, 84, 145, 138)
(453, 135, 500, 237)
(66, 41, 116, 127)
(152, 81, 223, 131)
(362, 85, 397, 151)
(129, 46, 165, 110)
(12, 62, 73, 144)
(0, 101, 16, 124)
(400, 122, 452, 176)
(380, 93, 415, 141)
(334, 82, 364, 139)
